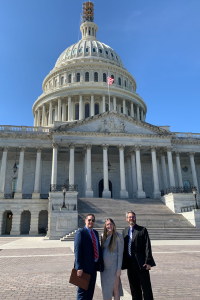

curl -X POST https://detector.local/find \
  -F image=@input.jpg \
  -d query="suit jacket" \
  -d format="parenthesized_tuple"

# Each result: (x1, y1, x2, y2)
(74, 227, 104, 275)
(122, 224, 155, 271)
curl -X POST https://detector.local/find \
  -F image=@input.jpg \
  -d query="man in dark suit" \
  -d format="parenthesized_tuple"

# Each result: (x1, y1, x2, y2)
(122, 210, 155, 300)
(74, 213, 104, 300)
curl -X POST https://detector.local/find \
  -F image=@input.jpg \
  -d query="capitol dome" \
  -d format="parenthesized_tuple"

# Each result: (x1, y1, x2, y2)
(32, 2, 147, 127)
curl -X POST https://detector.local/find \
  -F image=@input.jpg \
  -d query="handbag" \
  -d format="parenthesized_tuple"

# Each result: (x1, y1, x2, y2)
(69, 268, 91, 291)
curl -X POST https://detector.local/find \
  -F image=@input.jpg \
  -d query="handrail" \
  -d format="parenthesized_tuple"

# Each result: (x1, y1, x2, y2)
(173, 132, 200, 138)
(161, 186, 194, 196)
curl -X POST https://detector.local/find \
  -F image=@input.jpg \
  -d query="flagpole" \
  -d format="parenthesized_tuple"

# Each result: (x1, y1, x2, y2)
(108, 70, 110, 111)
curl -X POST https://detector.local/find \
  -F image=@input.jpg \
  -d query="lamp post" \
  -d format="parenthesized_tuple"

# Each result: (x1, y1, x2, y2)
(192, 187, 199, 209)
(62, 184, 67, 208)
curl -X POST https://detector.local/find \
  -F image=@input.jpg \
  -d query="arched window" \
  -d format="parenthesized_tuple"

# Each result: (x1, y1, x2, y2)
(75, 104, 79, 120)
(94, 72, 98, 82)
(89, 29, 91, 35)
(124, 80, 126, 87)
(61, 77, 64, 85)
(79, 48, 82, 53)
(93, 48, 96, 53)
(12, 177, 18, 198)
(68, 74, 71, 83)
(85, 103, 89, 118)
(111, 75, 114, 83)
(121, 106, 123, 113)
(106, 103, 109, 112)
(66, 105, 68, 121)
(128, 110, 130, 116)
(118, 77, 121, 86)
(99, 49, 103, 54)
(103, 73, 107, 82)
(95, 103, 99, 115)
(77, 73, 80, 82)
(55, 79, 57, 87)
(85, 72, 89, 82)
(86, 48, 89, 53)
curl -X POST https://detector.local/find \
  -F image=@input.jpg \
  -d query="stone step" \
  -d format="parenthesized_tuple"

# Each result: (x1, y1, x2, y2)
(60, 228, 200, 241)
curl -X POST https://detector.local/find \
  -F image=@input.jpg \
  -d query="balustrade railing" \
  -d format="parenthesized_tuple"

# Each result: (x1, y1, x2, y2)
(22, 194, 32, 199)
(174, 132, 200, 139)
(40, 194, 49, 199)
(0, 125, 49, 133)
(181, 205, 195, 213)
(4, 193, 14, 199)
(161, 186, 193, 196)
(50, 184, 78, 192)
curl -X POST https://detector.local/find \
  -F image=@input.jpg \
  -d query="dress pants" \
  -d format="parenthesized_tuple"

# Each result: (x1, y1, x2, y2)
(127, 267, 154, 300)
(77, 267, 97, 300)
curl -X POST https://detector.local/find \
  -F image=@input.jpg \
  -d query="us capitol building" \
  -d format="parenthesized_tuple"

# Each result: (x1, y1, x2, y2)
(0, 2, 200, 238)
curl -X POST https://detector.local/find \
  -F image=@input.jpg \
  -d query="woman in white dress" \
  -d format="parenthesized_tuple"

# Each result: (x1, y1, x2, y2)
(101, 218, 124, 300)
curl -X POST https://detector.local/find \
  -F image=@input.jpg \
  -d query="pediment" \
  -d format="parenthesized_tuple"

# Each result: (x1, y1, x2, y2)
(51, 111, 172, 136)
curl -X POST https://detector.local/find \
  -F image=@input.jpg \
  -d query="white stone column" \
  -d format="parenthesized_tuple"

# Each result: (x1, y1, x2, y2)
(151, 147, 161, 198)
(58, 98, 62, 121)
(166, 147, 175, 187)
(118, 145, 129, 198)
(48, 101, 52, 125)
(68, 96, 72, 121)
(91, 95, 94, 116)
(35, 113, 38, 127)
(137, 106, 140, 120)
(29, 210, 39, 235)
(130, 151, 137, 198)
(157, 156, 161, 190)
(42, 105, 46, 127)
(160, 151, 168, 190)
(51, 143, 58, 185)
(141, 110, 144, 121)
(62, 102, 66, 121)
(127, 156, 132, 197)
(37, 109, 41, 126)
(10, 210, 21, 235)
(102, 95, 106, 113)
(85, 144, 93, 197)
(188, 152, 199, 190)
(131, 103, 134, 118)
(32, 148, 42, 199)
(134, 145, 146, 198)
(55, 105, 58, 121)
(175, 152, 183, 187)
(102, 144, 111, 198)
(79, 95, 83, 120)
(0, 146, 9, 198)
(123, 99, 126, 114)
(34, 114, 36, 127)
(15, 147, 26, 199)
(69, 143, 76, 186)
(113, 97, 117, 110)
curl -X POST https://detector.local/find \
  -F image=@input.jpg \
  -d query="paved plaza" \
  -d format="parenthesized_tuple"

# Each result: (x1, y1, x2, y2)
(0, 236, 200, 300)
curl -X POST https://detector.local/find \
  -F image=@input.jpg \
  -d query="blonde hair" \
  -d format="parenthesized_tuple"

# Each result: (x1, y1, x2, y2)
(101, 218, 121, 253)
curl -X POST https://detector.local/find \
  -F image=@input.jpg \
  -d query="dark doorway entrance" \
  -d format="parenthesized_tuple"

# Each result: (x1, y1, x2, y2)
(99, 179, 112, 198)
(20, 211, 31, 234)
(2, 211, 13, 234)
(38, 210, 48, 234)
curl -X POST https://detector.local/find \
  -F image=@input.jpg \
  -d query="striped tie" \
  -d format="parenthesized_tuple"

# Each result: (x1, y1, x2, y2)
(128, 228, 133, 256)
(91, 230, 98, 260)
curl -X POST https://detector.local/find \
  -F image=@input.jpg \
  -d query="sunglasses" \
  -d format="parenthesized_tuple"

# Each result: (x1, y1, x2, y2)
(88, 219, 95, 222)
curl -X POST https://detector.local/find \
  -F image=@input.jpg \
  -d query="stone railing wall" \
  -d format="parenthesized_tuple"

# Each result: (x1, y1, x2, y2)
(0, 125, 49, 133)
(174, 132, 200, 139)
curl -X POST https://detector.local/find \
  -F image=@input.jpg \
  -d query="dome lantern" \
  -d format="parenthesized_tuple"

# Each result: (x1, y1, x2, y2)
(80, 1, 98, 40)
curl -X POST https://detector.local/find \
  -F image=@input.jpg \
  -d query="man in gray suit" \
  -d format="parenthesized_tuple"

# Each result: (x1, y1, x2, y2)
(122, 210, 155, 300)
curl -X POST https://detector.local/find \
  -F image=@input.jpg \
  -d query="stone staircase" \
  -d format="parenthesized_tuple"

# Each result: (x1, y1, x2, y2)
(61, 197, 200, 241)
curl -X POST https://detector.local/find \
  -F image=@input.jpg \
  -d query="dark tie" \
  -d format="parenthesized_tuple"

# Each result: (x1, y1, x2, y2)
(91, 230, 98, 260)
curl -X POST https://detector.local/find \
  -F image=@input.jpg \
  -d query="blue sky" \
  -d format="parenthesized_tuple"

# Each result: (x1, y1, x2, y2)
(0, 0, 199, 132)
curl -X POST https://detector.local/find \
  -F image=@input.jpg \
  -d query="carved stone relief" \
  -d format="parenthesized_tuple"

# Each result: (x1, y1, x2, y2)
(99, 117, 125, 133)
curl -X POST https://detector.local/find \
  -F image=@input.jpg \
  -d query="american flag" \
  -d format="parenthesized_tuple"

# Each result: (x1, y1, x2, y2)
(107, 74, 114, 86)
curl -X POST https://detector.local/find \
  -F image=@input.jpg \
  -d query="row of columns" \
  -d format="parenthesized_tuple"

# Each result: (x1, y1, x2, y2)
(34, 96, 146, 126)
(0, 146, 199, 199)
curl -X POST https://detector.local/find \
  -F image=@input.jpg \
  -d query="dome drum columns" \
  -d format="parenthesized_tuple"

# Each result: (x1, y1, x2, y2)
(33, 95, 146, 127)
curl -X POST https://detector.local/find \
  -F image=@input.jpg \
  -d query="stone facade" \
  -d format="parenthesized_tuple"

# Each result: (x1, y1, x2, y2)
(1, 3, 200, 238)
